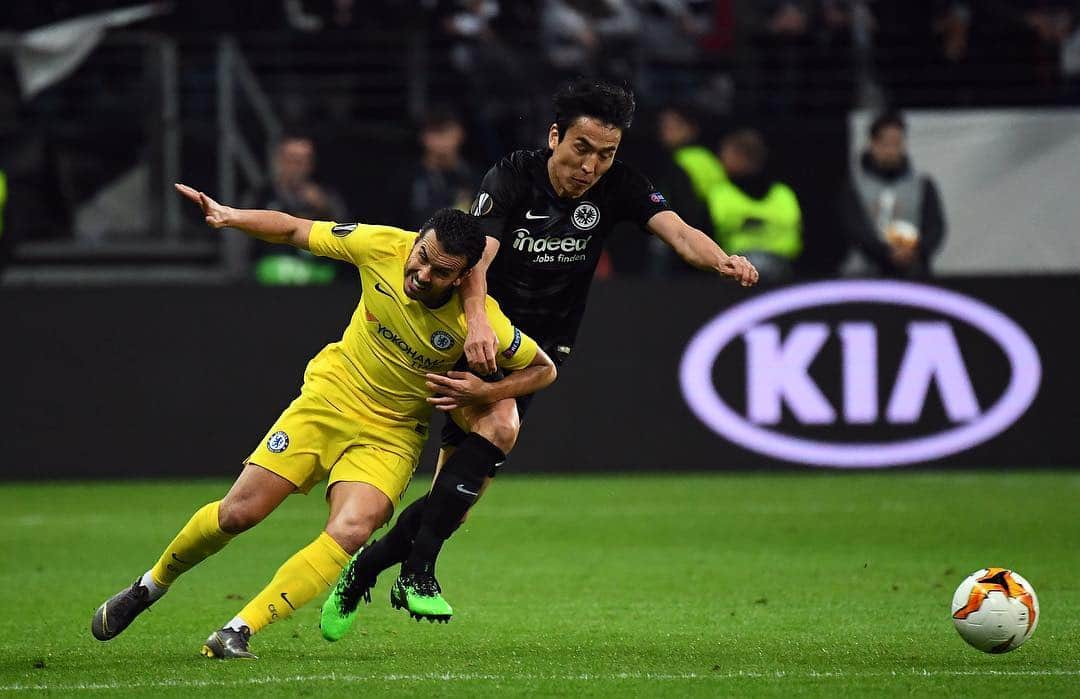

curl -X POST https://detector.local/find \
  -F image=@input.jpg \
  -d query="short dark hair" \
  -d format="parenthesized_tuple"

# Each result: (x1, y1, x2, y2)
(419, 208, 486, 271)
(869, 110, 906, 139)
(553, 78, 635, 141)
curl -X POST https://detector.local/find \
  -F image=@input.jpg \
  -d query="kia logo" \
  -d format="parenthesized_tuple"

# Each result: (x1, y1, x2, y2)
(680, 280, 1041, 468)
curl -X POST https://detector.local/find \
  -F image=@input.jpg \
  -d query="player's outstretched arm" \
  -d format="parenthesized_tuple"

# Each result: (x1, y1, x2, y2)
(424, 347, 557, 412)
(459, 236, 503, 376)
(174, 183, 315, 249)
(647, 210, 759, 287)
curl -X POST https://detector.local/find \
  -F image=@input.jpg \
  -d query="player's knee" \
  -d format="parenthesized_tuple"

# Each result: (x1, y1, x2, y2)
(325, 512, 382, 554)
(217, 500, 267, 534)
(473, 410, 520, 454)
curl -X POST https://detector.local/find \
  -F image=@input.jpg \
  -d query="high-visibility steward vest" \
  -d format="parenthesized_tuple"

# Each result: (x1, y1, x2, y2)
(706, 179, 802, 259)
(673, 145, 725, 200)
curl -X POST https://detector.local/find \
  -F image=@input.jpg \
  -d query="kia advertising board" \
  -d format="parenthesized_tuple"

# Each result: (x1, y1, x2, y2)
(1, 278, 1077, 478)
(680, 281, 1042, 468)
(506, 275, 1077, 473)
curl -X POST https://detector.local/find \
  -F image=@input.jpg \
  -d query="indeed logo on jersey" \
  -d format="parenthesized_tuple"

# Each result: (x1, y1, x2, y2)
(511, 229, 592, 264)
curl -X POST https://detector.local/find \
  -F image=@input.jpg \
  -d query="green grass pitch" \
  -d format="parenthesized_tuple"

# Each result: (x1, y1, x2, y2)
(1, 472, 1077, 696)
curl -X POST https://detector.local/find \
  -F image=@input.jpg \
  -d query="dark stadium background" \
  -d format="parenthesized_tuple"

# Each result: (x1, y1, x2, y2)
(1, 4, 1079, 695)
(3, 2, 1077, 478)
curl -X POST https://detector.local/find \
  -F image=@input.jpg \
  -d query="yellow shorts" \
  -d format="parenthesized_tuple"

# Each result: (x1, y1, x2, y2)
(246, 384, 423, 507)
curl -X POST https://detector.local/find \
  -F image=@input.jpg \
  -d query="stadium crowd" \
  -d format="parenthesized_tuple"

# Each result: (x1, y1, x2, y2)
(0, 0, 1075, 279)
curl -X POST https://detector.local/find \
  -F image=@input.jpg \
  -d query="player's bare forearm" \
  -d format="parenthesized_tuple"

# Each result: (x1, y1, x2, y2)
(461, 236, 503, 374)
(461, 237, 500, 328)
(675, 225, 729, 271)
(461, 273, 490, 328)
(174, 183, 313, 249)
(424, 349, 555, 412)
(225, 208, 314, 249)
(647, 210, 758, 286)
(486, 357, 557, 403)
(647, 210, 724, 270)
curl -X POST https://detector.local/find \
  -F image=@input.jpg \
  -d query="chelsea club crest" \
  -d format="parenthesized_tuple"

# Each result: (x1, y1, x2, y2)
(431, 330, 455, 351)
(267, 430, 289, 453)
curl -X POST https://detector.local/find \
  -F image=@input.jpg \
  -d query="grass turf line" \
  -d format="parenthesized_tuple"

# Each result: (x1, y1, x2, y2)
(0, 472, 1077, 697)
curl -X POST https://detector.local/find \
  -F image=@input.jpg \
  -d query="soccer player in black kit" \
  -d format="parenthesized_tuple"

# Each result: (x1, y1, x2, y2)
(321, 79, 758, 632)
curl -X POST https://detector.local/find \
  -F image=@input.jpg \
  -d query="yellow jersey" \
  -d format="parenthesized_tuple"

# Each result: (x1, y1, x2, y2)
(303, 221, 539, 429)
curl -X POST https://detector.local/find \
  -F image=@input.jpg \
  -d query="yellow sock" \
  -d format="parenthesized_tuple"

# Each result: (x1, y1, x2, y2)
(236, 531, 350, 634)
(149, 501, 235, 588)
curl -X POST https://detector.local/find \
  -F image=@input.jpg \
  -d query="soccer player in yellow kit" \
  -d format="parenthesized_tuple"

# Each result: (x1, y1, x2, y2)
(89, 184, 556, 659)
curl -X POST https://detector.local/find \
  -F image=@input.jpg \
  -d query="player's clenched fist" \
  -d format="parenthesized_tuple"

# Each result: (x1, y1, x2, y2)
(175, 183, 233, 229)
(721, 254, 759, 287)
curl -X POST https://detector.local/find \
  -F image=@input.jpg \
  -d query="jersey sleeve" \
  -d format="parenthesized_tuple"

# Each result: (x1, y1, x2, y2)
(469, 155, 526, 243)
(485, 297, 540, 371)
(613, 163, 671, 230)
(308, 221, 410, 266)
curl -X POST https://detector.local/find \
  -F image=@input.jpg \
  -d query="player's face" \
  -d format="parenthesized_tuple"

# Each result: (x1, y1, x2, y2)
(547, 117, 622, 199)
(403, 230, 470, 307)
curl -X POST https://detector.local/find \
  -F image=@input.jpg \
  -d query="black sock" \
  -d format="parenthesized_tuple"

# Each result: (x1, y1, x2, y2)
(361, 495, 428, 572)
(402, 434, 505, 576)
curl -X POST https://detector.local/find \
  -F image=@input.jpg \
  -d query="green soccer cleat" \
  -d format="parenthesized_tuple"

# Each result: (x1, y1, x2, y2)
(320, 547, 375, 642)
(390, 572, 453, 623)
(200, 625, 257, 660)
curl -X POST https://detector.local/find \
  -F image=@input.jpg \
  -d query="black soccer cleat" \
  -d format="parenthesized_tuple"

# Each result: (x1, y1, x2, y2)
(91, 578, 156, 641)
(201, 625, 258, 660)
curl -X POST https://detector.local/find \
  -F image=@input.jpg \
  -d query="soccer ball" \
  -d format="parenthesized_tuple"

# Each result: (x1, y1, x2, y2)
(951, 568, 1039, 653)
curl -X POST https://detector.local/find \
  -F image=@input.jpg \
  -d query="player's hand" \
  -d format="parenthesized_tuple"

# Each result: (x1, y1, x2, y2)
(174, 183, 233, 228)
(464, 320, 499, 376)
(425, 371, 493, 411)
(720, 254, 759, 287)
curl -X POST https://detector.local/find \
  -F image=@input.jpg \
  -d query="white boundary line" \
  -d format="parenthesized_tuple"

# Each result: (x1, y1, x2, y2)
(3, 669, 1079, 691)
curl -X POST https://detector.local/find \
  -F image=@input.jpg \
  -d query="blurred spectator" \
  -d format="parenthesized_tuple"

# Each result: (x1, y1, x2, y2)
(736, 0, 863, 112)
(647, 104, 720, 276)
(541, 0, 640, 81)
(281, 0, 357, 32)
(406, 108, 476, 229)
(432, 1, 534, 159)
(1022, 1, 1077, 101)
(635, 1, 714, 103)
(242, 134, 349, 285)
(705, 128, 802, 283)
(917, 2, 1077, 106)
(736, 0, 815, 112)
(838, 111, 946, 277)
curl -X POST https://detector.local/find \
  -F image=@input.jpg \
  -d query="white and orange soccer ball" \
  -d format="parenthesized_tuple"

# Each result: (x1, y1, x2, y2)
(951, 568, 1039, 653)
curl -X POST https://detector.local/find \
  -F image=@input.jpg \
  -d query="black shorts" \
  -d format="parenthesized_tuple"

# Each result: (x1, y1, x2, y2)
(439, 388, 538, 449)
(438, 343, 569, 474)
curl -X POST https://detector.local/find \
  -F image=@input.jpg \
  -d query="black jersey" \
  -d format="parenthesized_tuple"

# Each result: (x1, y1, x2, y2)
(470, 148, 669, 351)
